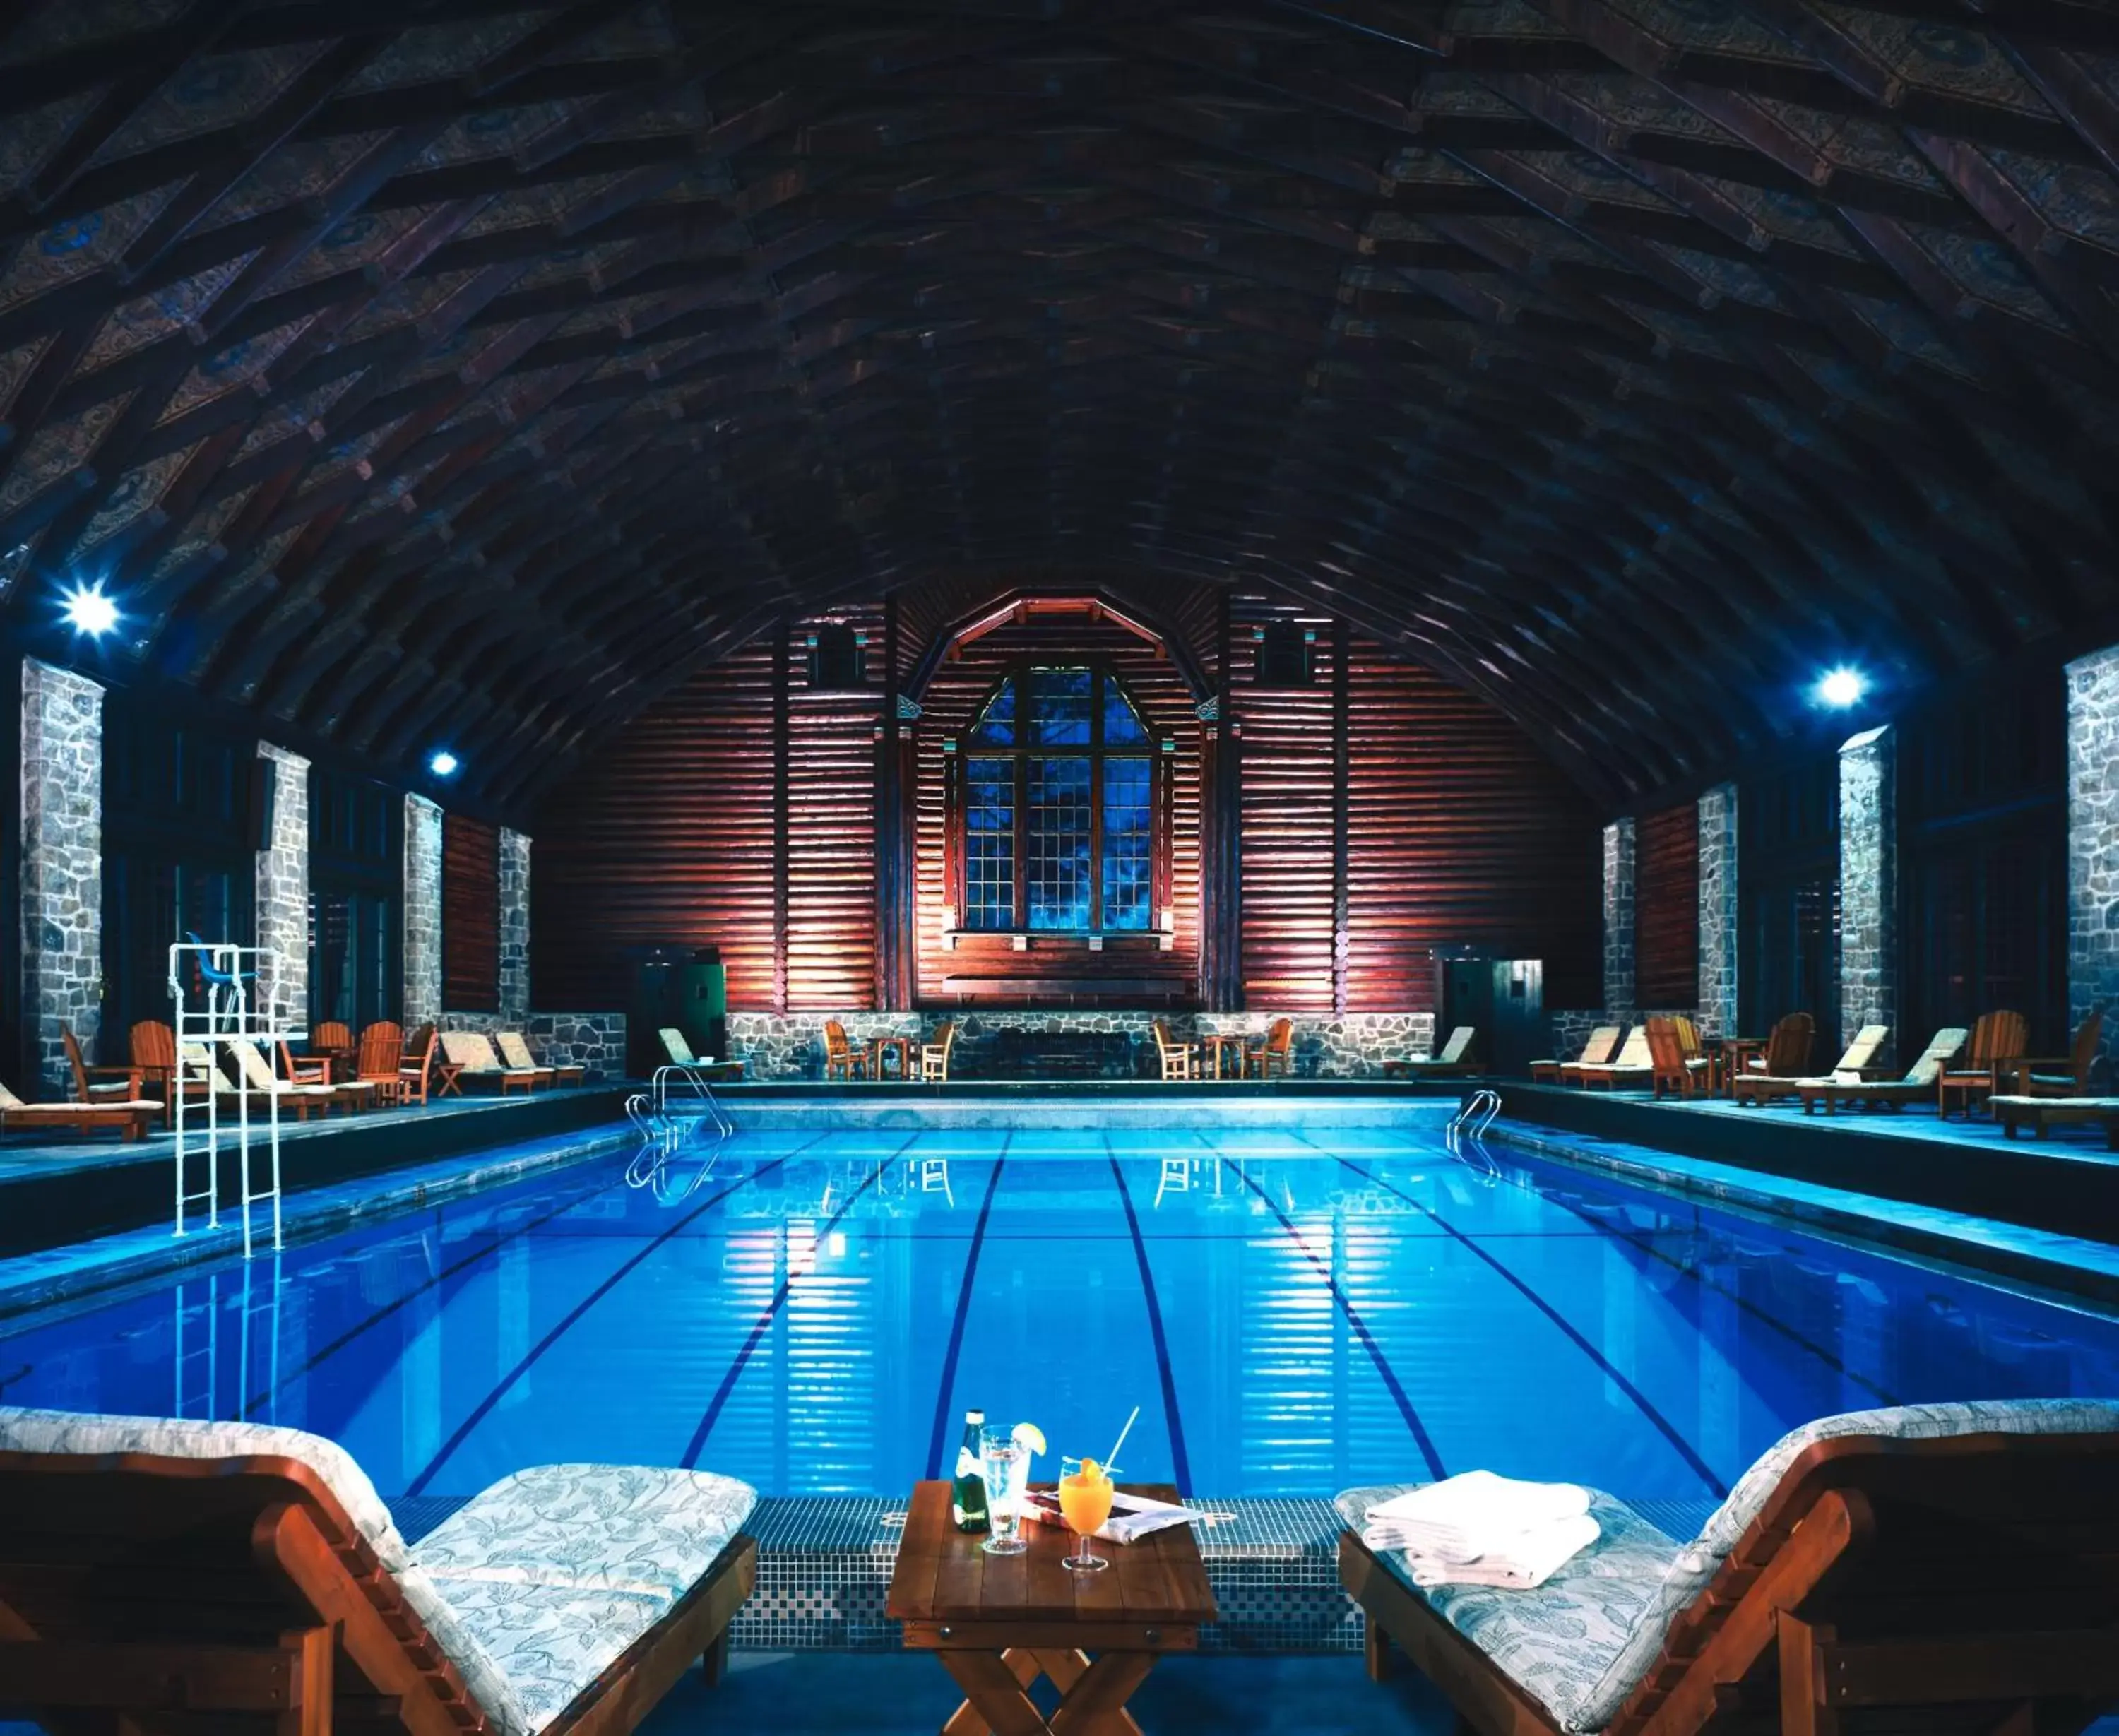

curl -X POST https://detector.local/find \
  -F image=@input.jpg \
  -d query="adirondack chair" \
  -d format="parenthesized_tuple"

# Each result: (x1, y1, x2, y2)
(1937, 1009, 2030, 1118)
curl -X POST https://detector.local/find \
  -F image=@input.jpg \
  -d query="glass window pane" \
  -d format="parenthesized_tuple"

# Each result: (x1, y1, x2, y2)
(1102, 675, 1148, 746)
(964, 757, 1015, 929)
(970, 677, 1015, 747)
(1102, 757, 1152, 931)
(1027, 757, 1093, 930)
(1030, 667, 1092, 746)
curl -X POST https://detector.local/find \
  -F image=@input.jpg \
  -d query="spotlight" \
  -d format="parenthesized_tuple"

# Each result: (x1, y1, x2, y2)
(1814, 667, 1867, 710)
(428, 750, 460, 778)
(61, 581, 119, 638)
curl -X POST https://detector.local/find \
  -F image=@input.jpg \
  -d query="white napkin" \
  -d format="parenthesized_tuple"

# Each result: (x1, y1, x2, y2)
(1363, 1470, 1591, 1564)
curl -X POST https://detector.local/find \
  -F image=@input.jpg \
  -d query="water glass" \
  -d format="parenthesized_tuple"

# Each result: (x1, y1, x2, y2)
(978, 1425, 1029, 1556)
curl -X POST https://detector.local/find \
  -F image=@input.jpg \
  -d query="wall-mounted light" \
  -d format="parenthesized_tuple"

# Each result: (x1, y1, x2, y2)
(428, 750, 461, 779)
(1813, 667, 1867, 710)
(61, 580, 119, 638)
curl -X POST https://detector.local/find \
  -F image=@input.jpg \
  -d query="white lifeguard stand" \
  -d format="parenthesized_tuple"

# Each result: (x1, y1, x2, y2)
(169, 941, 303, 1256)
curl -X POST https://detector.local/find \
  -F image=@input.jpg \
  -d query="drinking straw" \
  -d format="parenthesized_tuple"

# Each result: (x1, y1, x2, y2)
(1105, 1404, 1141, 1473)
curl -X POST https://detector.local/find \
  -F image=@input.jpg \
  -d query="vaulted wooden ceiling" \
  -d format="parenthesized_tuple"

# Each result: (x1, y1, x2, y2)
(2, 1, 2115, 813)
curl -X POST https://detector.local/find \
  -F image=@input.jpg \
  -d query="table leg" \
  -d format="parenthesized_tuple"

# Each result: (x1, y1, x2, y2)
(1048, 1653, 1155, 1735)
(939, 1652, 1052, 1736)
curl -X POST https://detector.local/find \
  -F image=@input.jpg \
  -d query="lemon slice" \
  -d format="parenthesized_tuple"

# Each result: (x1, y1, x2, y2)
(1012, 1422, 1047, 1456)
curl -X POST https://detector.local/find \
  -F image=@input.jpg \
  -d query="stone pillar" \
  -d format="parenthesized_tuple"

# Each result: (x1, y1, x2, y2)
(1839, 723, 1897, 1058)
(255, 743, 309, 1030)
(2066, 648, 2119, 1081)
(403, 793, 443, 1028)
(1696, 782, 1739, 1038)
(499, 827, 530, 1025)
(21, 658, 103, 1096)
(1602, 816, 1636, 1013)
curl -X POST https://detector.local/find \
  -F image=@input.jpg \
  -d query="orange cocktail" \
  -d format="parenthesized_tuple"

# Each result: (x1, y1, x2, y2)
(1058, 1456, 1115, 1574)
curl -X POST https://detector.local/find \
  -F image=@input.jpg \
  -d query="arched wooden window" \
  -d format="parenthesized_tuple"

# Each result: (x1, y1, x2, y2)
(952, 662, 1161, 933)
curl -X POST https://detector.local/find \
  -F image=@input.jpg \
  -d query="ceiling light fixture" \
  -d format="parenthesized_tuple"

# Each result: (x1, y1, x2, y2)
(61, 580, 119, 638)
(1814, 667, 1867, 710)
(428, 750, 460, 778)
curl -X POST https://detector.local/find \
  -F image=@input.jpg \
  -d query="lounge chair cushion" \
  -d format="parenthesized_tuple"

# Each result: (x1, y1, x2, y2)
(1334, 1485, 1680, 1731)
(421, 1577, 672, 1735)
(415, 1461, 758, 1598)
(0, 1405, 410, 1571)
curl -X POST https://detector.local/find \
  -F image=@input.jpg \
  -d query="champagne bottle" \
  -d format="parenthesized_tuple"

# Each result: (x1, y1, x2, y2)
(951, 1408, 990, 1532)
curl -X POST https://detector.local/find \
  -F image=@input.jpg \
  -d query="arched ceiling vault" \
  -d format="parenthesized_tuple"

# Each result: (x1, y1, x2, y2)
(0, 0, 2115, 814)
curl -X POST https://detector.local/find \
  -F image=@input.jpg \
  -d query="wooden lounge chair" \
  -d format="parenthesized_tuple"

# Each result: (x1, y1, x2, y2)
(1732, 1021, 1881, 1107)
(1533, 1025, 1620, 1084)
(129, 1019, 213, 1129)
(1569, 1026, 1652, 1091)
(61, 1024, 143, 1107)
(0, 1404, 758, 1736)
(355, 1021, 408, 1106)
(225, 1038, 349, 1119)
(1248, 1016, 1296, 1078)
(1993, 1093, 2119, 1147)
(823, 1018, 869, 1081)
(442, 1030, 543, 1095)
(1390, 1026, 1480, 1078)
(408, 1021, 460, 1099)
(1341, 1398, 2119, 1736)
(1647, 1017, 1720, 1099)
(499, 1029, 586, 1087)
(1152, 1020, 1197, 1081)
(1793, 1027, 1968, 1114)
(1937, 1008, 2029, 1118)
(2009, 1010, 2105, 1099)
(920, 1020, 958, 1082)
(0, 1079, 160, 1142)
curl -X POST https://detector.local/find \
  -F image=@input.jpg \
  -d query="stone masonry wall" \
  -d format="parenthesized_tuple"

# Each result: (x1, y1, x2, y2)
(499, 827, 530, 1025)
(725, 1009, 1437, 1082)
(1839, 723, 1897, 1067)
(21, 658, 103, 1097)
(254, 743, 309, 1030)
(1602, 817, 1636, 1013)
(1695, 782, 1738, 1040)
(2067, 651, 2119, 1085)
(527, 1012, 626, 1080)
(403, 794, 443, 1029)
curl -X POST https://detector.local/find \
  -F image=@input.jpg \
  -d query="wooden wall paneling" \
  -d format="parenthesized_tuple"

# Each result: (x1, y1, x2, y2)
(1332, 617, 1351, 1016)
(1634, 801, 1701, 1009)
(530, 637, 780, 1009)
(1201, 586, 1243, 1010)
(772, 623, 791, 1016)
(1237, 592, 1339, 1012)
(786, 609, 883, 1012)
(877, 596, 910, 1011)
(442, 812, 501, 1013)
(1342, 635, 1603, 1013)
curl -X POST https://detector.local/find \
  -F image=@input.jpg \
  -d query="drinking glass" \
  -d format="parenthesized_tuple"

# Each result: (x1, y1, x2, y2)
(1058, 1456, 1115, 1573)
(978, 1425, 1029, 1556)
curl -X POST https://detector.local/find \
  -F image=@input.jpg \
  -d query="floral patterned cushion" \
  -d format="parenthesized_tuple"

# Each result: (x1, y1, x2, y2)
(1346, 1402, 2119, 1732)
(394, 1563, 536, 1735)
(425, 1576, 673, 1736)
(414, 1463, 756, 1598)
(1336, 1484, 1680, 1731)
(0, 1406, 410, 1571)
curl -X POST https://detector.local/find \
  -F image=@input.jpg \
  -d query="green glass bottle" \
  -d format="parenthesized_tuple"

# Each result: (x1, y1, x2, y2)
(951, 1408, 990, 1533)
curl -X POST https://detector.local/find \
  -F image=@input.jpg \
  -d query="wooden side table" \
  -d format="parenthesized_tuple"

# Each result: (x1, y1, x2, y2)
(886, 1478, 1216, 1735)
(1199, 1033, 1247, 1080)
(870, 1035, 915, 1081)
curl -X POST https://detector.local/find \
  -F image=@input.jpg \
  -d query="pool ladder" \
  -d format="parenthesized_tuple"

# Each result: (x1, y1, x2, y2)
(624, 1063, 733, 1141)
(1445, 1088, 1502, 1184)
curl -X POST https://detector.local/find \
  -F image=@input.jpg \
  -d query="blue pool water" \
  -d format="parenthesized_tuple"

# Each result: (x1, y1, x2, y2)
(4, 1117, 2117, 1503)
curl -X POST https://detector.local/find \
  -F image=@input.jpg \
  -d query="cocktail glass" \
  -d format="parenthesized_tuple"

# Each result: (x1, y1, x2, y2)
(1058, 1456, 1115, 1573)
(979, 1425, 1030, 1555)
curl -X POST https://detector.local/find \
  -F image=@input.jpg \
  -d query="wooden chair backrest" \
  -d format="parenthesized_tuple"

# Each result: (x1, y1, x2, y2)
(1762, 1011, 1813, 1077)
(1609, 1025, 1651, 1067)
(824, 1020, 852, 1060)
(1967, 1009, 2029, 1066)
(130, 1019, 176, 1071)
(59, 1025, 92, 1100)
(442, 1030, 502, 1070)
(1672, 1016, 1704, 1061)
(1644, 1018, 1683, 1074)
(226, 1038, 280, 1093)
(355, 1021, 403, 1081)
(314, 1020, 354, 1052)
(2067, 1009, 2105, 1086)
(0, 1449, 486, 1735)
(495, 1030, 540, 1071)
(403, 1028, 436, 1088)
(1153, 1021, 1185, 1057)
(1264, 1016, 1293, 1056)
(1904, 1026, 1969, 1085)
(1575, 1024, 1621, 1065)
(930, 1021, 956, 1055)
(1609, 1429, 2119, 1735)
(404, 1021, 436, 1059)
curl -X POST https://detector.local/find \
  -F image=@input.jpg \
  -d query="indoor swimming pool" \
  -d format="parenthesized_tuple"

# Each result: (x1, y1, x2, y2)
(5, 1117, 2116, 1504)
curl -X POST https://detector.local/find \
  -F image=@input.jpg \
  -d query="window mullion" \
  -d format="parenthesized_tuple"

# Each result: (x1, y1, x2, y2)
(1014, 744, 1028, 931)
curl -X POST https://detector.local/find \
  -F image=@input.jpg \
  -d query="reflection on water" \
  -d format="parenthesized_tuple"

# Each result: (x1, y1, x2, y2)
(5, 1123, 2117, 1500)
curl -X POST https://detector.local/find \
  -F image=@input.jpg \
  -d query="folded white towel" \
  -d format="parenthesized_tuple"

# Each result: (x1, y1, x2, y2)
(1377, 1511, 1601, 1590)
(1363, 1470, 1591, 1564)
